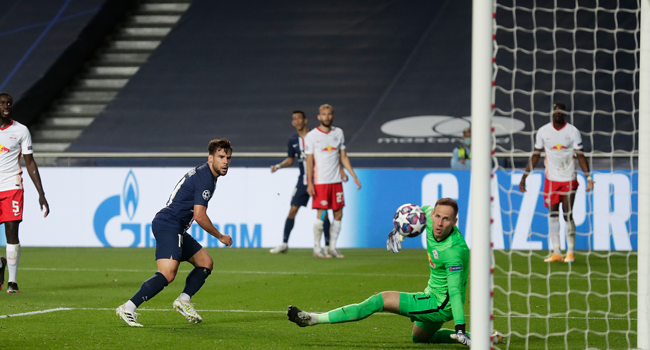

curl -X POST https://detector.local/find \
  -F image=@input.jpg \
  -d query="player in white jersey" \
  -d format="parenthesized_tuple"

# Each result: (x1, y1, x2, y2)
(0, 92, 50, 293)
(519, 103, 593, 263)
(304, 104, 361, 258)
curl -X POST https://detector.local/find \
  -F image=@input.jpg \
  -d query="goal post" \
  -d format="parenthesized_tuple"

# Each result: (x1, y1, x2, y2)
(470, 0, 494, 349)
(638, 0, 650, 348)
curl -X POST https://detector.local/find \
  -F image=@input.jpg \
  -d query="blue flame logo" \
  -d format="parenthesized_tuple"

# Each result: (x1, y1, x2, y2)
(123, 170, 139, 220)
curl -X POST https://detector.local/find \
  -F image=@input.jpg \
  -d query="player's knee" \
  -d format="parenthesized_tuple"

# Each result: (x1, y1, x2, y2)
(159, 270, 177, 283)
(412, 334, 429, 343)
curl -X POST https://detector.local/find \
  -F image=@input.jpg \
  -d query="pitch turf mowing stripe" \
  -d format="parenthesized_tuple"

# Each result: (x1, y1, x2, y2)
(0, 308, 635, 320)
(16, 267, 635, 280)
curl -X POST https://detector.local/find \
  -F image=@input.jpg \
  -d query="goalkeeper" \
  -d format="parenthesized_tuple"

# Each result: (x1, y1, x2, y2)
(288, 198, 498, 346)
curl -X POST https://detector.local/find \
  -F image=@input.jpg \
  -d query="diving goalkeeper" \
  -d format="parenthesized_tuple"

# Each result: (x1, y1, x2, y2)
(288, 198, 501, 345)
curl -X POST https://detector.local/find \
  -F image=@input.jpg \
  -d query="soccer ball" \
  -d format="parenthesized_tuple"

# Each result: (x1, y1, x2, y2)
(393, 203, 426, 238)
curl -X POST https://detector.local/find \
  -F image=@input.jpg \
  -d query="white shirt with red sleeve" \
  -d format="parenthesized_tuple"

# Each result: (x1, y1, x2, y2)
(304, 126, 345, 185)
(535, 122, 583, 182)
(0, 120, 33, 191)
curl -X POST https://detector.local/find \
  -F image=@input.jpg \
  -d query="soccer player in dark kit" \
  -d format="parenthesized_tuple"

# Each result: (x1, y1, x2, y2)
(116, 139, 233, 327)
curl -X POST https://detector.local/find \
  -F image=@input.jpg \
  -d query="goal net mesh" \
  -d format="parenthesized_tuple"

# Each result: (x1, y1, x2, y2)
(491, 0, 639, 349)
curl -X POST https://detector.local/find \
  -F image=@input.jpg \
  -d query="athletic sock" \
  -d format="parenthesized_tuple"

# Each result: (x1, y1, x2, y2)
(317, 293, 383, 324)
(182, 267, 212, 297)
(282, 218, 295, 243)
(323, 216, 331, 246)
(179, 292, 191, 302)
(329, 220, 342, 249)
(6, 244, 20, 283)
(124, 300, 137, 313)
(130, 272, 169, 307)
(566, 219, 576, 254)
(548, 216, 562, 255)
(313, 219, 324, 249)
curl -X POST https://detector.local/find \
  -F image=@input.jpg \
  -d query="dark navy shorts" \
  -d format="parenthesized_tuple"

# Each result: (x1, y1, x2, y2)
(290, 180, 310, 207)
(152, 220, 203, 262)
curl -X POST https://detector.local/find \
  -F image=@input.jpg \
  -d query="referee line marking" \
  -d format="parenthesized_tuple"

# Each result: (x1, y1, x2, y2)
(0, 307, 636, 321)
(19, 267, 635, 281)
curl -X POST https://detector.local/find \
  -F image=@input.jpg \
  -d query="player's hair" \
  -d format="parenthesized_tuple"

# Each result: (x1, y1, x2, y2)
(292, 110, 306, 119)
(553, 102, 566, 111)
(463, 127, 471, 136)
(434, 198, 459, 218)
(208, 138, 232, 155)
(319, 104, 334, 113)
(0, 92, 11, 98)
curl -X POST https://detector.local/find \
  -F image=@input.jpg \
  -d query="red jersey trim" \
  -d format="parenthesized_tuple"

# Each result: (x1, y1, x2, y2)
(553, 121, 567, 131)
(316, 126, 331, 134)
(0, 119, 14, 131)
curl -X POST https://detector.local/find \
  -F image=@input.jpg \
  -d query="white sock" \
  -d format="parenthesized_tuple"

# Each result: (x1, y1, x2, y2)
(179, 292, 191, 302)
(329, 220, 342, 249)
(548, 217, 561, 255)
(566, 220, 576, 254)
(125, 300, 137, 312)
(313, 219, 324, 248)
(6, 244, 20, 283)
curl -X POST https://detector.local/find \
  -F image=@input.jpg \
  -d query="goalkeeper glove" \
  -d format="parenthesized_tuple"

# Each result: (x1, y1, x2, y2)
(386, 229, 402, 253)
(450, 324, 471, 346)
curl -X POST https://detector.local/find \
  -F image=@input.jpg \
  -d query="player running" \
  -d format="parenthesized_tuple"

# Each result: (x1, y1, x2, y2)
(288, 198, 503, 346)
(269, 111, 333, 254)
(304, 104, 360, 258)
(116, 139, 233, 327)
(519, 102, 594, 263)
(0, 92, 50, 293)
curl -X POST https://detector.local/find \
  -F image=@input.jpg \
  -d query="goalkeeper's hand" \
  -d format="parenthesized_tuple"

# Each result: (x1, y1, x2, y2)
(450, 324, 471, 346)
(386, 229, 402, 253)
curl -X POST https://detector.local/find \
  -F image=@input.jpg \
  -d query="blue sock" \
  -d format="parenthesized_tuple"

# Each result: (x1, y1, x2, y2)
(182, 267, 212, 297)
(130, 272, 168, 307)
(283, 218, 295, 243)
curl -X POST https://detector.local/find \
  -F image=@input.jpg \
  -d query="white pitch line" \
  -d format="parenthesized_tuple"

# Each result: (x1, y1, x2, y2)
(0, 307, 636, 321)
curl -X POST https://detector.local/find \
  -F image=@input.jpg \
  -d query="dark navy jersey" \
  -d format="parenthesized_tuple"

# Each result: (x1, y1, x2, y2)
(288, 133, 306, 185)
(155, 162, 217, 230)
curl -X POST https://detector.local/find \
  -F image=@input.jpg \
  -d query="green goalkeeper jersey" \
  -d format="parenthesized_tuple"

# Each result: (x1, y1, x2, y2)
(421, 205, 470, 325)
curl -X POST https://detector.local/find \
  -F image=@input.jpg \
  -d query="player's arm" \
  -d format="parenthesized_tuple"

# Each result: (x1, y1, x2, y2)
(445, 255, 467, 327)
(271, 157, 294, 173)
(519, 148, 542, 192)
(339, 149, 360, 190)
(23, 154, 49, 217)
(306, 153, 315, 196)
(193, 204, 232, 247)
(339, 162, 348, 182)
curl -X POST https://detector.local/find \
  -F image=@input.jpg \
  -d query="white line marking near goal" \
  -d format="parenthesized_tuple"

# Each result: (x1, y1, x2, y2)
(0, 307, 636, 321)
(0, 307, 73, 318)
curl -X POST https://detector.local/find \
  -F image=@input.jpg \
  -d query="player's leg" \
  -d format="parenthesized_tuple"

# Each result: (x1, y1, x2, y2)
(2, 189, 24, 293)
(562, 185, 578, 262)
(172, 233, 209, 323)
(288, 291, 389, 327)
(271, 205, 300, 254)
(313, 208, 327, 257)
(328, 208, 343, 258)
(116, 222, 179, 326)
(4, 221, 20, 293)
(323, 211, 331, 250)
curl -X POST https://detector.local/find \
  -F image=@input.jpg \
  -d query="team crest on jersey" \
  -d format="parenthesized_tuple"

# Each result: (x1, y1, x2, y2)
(202, 190, 211, 200)
(432, 249, 439, 260)
(9, 134, 17, 140)
(322, 145, 337, 153)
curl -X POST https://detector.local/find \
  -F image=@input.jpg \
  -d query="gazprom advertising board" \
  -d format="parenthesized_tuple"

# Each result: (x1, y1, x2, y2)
(11, 167, 637, 251)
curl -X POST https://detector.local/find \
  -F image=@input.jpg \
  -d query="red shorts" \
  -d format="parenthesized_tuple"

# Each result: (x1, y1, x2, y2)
(0, 189, 23, 223)
(312, 183, 344, 210)
(542, 178, 579, 207)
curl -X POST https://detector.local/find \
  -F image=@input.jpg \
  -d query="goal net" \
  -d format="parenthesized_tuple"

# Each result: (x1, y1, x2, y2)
(490, 0, 641, 349)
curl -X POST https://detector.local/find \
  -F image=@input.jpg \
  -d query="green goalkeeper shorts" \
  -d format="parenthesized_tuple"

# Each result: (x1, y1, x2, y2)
(398, 291, 453, 333)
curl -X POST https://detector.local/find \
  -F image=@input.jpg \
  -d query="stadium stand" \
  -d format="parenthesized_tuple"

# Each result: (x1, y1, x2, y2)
(0, 0, 133, 128)
(67, 0, 474, 155)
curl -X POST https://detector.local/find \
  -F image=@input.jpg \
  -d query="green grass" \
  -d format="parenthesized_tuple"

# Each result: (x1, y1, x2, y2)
(0, 248, 637, 349)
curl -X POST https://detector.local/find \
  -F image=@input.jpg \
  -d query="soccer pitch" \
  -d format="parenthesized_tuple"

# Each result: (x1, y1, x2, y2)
(0, 247, 636, 349)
